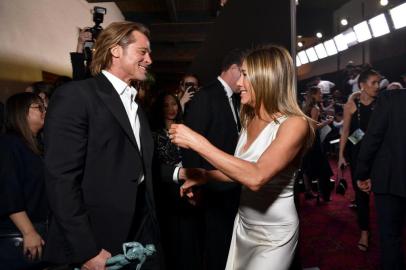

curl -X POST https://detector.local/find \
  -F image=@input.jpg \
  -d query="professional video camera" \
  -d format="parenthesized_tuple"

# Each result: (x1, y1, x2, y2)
(84, 6, 107, 61)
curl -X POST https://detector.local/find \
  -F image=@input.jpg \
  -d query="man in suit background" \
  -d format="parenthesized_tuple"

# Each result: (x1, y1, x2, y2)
(44, 22, 160, 270)
(182, 49, 244, 270)
(356, 89, 406, 270)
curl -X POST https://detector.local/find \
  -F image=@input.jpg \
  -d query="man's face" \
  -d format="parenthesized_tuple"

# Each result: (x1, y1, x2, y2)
(229, 64, 242, 93)
(114, 30, 152, 83)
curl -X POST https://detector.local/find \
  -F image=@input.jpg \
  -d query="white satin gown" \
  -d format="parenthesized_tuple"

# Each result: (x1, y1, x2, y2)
(225, 116, 299, 270)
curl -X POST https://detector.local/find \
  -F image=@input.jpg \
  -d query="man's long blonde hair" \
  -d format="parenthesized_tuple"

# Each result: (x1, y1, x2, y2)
(90, 21, 150, 76)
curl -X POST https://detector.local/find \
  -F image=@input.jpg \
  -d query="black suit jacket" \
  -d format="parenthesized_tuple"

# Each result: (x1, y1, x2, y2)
(183, 79, 239, 190)
(356, 89, 406, 198)
(43, 74, 158, 264)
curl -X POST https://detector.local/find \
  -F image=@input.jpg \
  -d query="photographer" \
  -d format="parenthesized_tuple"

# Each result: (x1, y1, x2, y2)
(70, 7, 106, 80)
(175, 74, 199, 113)
(70, 28, 92, 80)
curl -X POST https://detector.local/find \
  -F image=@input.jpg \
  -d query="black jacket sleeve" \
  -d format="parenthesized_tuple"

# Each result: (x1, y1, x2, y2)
(182, 90, 211, 168)
(70, 52, 89, 81)
(355, 93, 389, 181)
(44, 84, 99, 263)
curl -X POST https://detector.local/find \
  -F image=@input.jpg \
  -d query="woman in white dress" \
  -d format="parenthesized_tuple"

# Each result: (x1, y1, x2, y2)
(169, 45, 314, 270)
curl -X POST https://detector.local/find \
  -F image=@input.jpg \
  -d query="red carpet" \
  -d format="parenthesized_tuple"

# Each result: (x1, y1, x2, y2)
(298, 164, 406, 270)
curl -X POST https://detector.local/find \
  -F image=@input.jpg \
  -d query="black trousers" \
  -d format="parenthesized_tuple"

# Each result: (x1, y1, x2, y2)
(375, 193, 406, 270)
(125, 182, 163, 270)
(203, 187, 240, 270)
(350, 164, 370, 230)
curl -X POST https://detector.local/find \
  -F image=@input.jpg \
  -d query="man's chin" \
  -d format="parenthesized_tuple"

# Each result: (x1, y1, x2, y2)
(133, 73, 147, 81)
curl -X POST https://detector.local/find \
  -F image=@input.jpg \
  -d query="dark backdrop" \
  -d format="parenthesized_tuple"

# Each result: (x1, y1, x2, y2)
(190, 0, 295, 85)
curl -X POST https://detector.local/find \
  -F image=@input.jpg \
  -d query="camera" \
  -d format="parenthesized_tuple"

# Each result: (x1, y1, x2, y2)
(184, 82, 197, 93)
(84, 6, 107, 61)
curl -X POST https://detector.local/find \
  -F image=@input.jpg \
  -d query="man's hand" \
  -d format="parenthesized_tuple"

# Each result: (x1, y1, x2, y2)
(23, 230, 45, 261)
(179, 168, 208, 198)
(357, 179, 371, 193)
(82, 249, 111, 270)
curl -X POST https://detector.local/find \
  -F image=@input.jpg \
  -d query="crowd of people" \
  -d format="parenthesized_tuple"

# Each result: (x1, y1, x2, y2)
(0, 20, 405, 270)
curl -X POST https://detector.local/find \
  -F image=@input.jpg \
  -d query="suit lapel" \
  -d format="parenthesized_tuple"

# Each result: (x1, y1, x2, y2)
(137, 106, 153, 168)
(93, 74, 141, 154)
(217, 82, 239, 132)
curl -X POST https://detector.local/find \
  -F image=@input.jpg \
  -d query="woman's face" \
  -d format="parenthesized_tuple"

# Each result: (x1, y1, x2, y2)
(361, 75, 380, 97)
(27, 101, 46, 133)
(237, 61, 255, 106)
(163, 95, 179, 121)
(313, 89, 322, 102)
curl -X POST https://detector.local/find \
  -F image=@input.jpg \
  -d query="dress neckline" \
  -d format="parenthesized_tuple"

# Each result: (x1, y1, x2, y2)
(238, 115, 287, 156)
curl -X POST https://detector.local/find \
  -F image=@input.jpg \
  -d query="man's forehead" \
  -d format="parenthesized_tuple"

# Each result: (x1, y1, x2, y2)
(131, 31, 150, 47)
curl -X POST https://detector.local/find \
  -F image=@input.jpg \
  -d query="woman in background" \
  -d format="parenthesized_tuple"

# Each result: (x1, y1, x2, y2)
(152, 93, 203, 270)
(302, 86, 334, 201)
(338, 69, 381, 251)
(0, 92, 48, 269)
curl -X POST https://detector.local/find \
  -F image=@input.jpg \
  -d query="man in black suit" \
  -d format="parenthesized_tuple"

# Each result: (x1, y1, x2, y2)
(356, 89, 406, 270)
(44, 22, 160, 270)
(182, 49, 244, 270)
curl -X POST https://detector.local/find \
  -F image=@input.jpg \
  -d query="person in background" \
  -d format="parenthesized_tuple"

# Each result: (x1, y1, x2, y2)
(25, 81, 54, 108)
(0, 92, 48, 270)
(400, 73, 406, 88)
(315, 77, 335, 96)
(387, 82, 403, 90)
(0, 101, 4, 133)
(302, 86, 334, 201)
(356, 88, 406, 270)
(70, 28, 93, 80)
(151, 92, 190, 270)
(338, 69, 381, 252)
(175, 74, 199, 113)
(181, 48, 244, 270)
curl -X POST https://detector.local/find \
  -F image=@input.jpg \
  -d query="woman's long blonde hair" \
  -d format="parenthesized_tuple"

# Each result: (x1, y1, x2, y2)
(240, 45, 314, 146)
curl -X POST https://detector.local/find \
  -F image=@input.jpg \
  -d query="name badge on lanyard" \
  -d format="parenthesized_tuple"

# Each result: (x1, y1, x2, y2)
(348, 128, 365, 145)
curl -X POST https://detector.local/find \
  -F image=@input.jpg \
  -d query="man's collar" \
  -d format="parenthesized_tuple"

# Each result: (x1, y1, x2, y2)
(102, 70, 137, 97)
(217, 76, 233, 98)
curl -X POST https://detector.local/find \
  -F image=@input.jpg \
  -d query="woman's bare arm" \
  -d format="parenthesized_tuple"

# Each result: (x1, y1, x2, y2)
(171, 116, 309, 191)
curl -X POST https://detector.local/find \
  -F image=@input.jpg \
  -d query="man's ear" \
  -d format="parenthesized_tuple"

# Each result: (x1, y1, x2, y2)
(229, 63, 239, 70)
(110, 45, 122, 58)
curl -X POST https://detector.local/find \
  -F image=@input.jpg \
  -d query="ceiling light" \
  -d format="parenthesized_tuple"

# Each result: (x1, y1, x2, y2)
(298, 51, 309, 65)
(305, 47, 319, 62)
(296, 56, 302, 67)
(297, 35, 303, 38)
(369, 13, 390, 37)
(298, 42, 303, 47)
(353, 21, 372, 42)
(380, 0, 388, 6)
(314, 43, 328, 59)
(390, 2, 406, 29)
(340, 18, 348, 26)
(323, 39, 338, 56)
(316, 32, 323, 38)
(334, 34, 349, 51)
(343, 28, 358, 47)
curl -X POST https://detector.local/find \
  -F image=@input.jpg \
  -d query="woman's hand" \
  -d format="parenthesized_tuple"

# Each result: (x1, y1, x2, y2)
(180, 87, 194, 107)
(338, 155, 348, 169)
(169, 124, 204, 150)
(23, 230, 45, 261)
